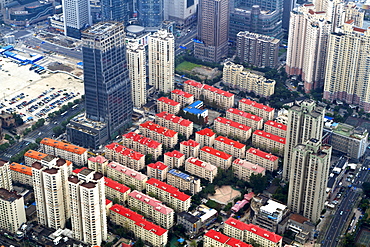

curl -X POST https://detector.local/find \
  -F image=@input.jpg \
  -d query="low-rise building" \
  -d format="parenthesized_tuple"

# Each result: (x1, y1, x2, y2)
(200, 146, 232, 170)
(164, 150, 185, 169)
(171, 89, 194, 107)
(147, 162, 169, 181)
(0, 188, 26, 233)
(245, 147, 279, 172)
(104, 177, 131, 205)
(185, 157, 218, 183)
(226, 108, 263, 131)
(24, 150, 49, 166)
(195, 128, 216, 148)
(282, 213, 315, 244)
(232, 159, 266, 181)
(105, 143, 146, 171)
(182, 101, 209, 123)
(167, 169, 201, 195)
(146, 178, 191, 212)
(180, 140, 200, 159)
(214, 117, 252, 141)
(128, 190, 175, 229)
(178, 205, 218, 235)
(239, 98, 274, 121)
(214, 136, 246, 159)
(122, 132, 163, 160)
(252, 130, 286, 156)
(9, 162, 32, 186)
(155, 112, 193, 139)
(140, 121, 178, 149)
(88, 155, 109, 175)
(109, 204, 168, 247)
(157, 97, 181, 115)
(264, 120, 287, 138)
(205, 230, 252, 247)
(106, 162, 148, 191)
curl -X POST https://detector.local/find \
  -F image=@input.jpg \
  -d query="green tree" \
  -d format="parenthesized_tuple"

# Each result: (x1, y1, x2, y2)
(362, 182, 370, 197)
(249, 174, 268, 194)
(133, 238, 145, 247)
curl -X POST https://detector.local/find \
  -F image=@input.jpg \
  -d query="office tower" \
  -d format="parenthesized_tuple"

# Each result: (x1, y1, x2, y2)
(244, 0, 282, 10)
(324, 22, 370, 112)
(0, 159, 13, 191)
(31, 158, 72, 230)
(283, 0, 295, 30)
(101, 0, 132, 22)
(67, 22, 132, 149)
(127, 41, 147, 108)
(287, 139, 331, 222)
(137, 0, 164, 30)
(285, 4, 331, 92)
(69, 168, 107, 245)
(148, 29, 175, 93)
(194, 0, 229, 63)
(283, 100, 325, 181)
(62, 0, 92, 39)
(90, 0, 103, 23)
(164, 0, 198, 28)
(0, 188, 26, 233)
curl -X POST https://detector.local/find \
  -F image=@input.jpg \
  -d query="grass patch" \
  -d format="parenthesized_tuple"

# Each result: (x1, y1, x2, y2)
(176, 61, 202, 72)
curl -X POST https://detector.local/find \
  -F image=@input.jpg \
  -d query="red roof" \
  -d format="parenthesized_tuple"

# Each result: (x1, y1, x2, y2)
(156, 111, 193, 127)
(345, 20, 354, 24)
(225, 218, 282, 243)
(10, 162, 32, 176)
(196, 128, 215, 137)
(128, 190, 173, 215)
(122, 132, 161, 149)
(180, 139, 200, 147)
(184, 80, 203, 88)
(226, 238, 253, 247)
(203, 84, 234, 98)
(105, 143, 145, 161)
(106, 162, 147, 181)
(200, 146, 232, 160)
(239, 98, 274, 112)
(215, 117, 251, 131)
(106, 199, 112, 205)
(185, 157, 217, 172)
(253, 130, 286, 144)
(215, 136, 245, 149)
(140, 121, 178, 137)
(147, 161, 168, 171)
(227, 108, 263, 122)
(246, 147, 278, 161)
(233, 159, 266, 174)
(264, 120, 287, 131)
(353, 27, 366, 33)
(41, 138, 87, 155)
(164, 150, 184, 158)
(73, 167, 89, 174)
(88, 155, 107, 164)
(157, 97, 180, 106)
(104, 177, 130, 193)
(171, 89, 193, 98)
(146, 178, 191, 202)
(205, 230, 252, 247)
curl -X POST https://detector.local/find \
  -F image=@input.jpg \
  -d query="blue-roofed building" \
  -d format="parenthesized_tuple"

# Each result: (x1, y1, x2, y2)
(167, 169, 201, 195)
(183, 101, 208, 123)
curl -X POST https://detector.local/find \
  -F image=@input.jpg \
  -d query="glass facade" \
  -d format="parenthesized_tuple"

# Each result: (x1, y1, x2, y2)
(137, 0, 163, 29)
(101, 0, 133, 22)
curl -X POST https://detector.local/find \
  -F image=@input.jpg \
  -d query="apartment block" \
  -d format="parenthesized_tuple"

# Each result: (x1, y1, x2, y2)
(214, 136, 246, 159)
(109, 204, 168, 247)
(200, 146, 232, 170)
(183, 80, 203, 98)
(104, 177, 131, 205)
(264, 120, 287, 138)
(0, 188, 26, 233)
(167, 169, 201, 195)
(226, 108, 263, 131)
(185, 157, 218, 183)
(171, 89, 194, 107)
(164, 150, 185, 169)
(24, 150, 48, 166)
(140, 121, 178, 149)
(232, 159, 266, 182)
(106, 161, 148, 191)
(246, 147, 279, 172)
(40, 138, 87, 166)
(155, 112, 193, 139)
(205, 230, 252, 247)
(122, 132, 163, 160)
(88, 155, 109, 175)
(224, 218, 283, 247)
(252, 130, 285, 156)
(128, 190, 174, 229)
(105, 143, 145, 171)
(214, 117, 252, 141)
(239, 98, 274, 121)
(195, 128, 216, 148)
(157, 97, 181, 115)
(180, 140, 200, 159)
(9, 162, 32, 186)
(146, 178, 191, 212)
(0, 159, 13, 191)
(147, 162, 169, 181)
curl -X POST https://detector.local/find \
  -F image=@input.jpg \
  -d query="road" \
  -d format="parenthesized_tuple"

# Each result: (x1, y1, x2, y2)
(175, 30, 197, 56)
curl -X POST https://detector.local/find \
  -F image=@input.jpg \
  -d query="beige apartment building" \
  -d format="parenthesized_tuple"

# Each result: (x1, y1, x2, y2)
(157, 97, 181, 115)
(104, 177, 131, 205)
(105, 143, 145, 171)
(106, 161, 148, 191)
(200, 146, 233, 170)
(180, 139, 200, 159)
(264, 120, 287, 138)
(205, 230, 252, 247)
(0, 188, 26, 233)
(171, 89, 194, 107)
(140, 121, 178, 149)
(226, 108, 263, 131)
(232, 159, 266, 182)
(123, 132, 163, 160)
(24, 150, 48, 166)
(214, 136, 246, 158)
(147, 162, 169, 181)
(195, 128, 216, 148)
(252, 130, 286, 156)
(88, 155, 109, 175)
(238, 98, 274, 121)
(167, 169, 201, 195)
(246, 147, 279, 172)
(185, 157, 218, 183)
(183, 79, 203, 98)
(0, 159, 13, 191)
(214, 117, 252, 141)
(155, 111, 193, 139)
(164, 150, 185, 169)
(9, 162, 32, 186)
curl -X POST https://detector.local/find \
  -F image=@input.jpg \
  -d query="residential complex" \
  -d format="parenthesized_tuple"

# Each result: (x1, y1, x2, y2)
(157, 97, 181, 115)
(164, 150, 185, 169)
(9, 162, 32, 186)
(147, 162, 169, 181)
(264, 120, 287, 138)
(167, 169, 201, 195)
(252, 130, 286, 156)
(214, 117, 252, 141)
(214, 136, 246, 159)
(122, 132, 163, 160)
(226, 108, 263, 131)
(0, 188, 26, 233)
(185, 157, 218, 183)
(238, 98, 275, 121)
(171, 89, 194, 107)
(155, 112, 193, 139)
(87, 155, 109, 176)
(140, 121, 178, 149)
(0, 159, 13, 191)
(105, 143, 145, 171)
(104, 177, 131, 205)
(195, 128, 216, 148)
(178, 205, 218, 235)
(232, 159, 266, 181)
(204, 230, 252, 247)
(106, 162, 148, 191)
(246, 147, 279, 172)
(24, 150, 48, 166)
(200, 146, 233, 170)
(180, 140, 200, 159)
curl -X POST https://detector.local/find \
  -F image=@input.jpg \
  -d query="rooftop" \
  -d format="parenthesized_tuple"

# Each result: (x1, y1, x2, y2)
(24, 150, 48, 160)
(233, 159, 266, 174)
(104, 177, 130, 193)
(165, 150, 184, 159)
(156, 111, 193, 127)
(140, 121, 178, 137)
(185, 157, 217, 172)
(123, 132, 161, 149)
(41, 138, 87, 155)
(253, 130, 286, 144)
(105, 143, 145, 161)
(157, 97, 180, 107)
(246, 147, 278, 161)
(148, 161, 168, 171)
(200, 146, 232, 160)
(264, 120, 287, 131)
(196, 128, 215, 137)
(107, 162, 147, 181)
(205, 230, 252, 247)
(215, 136, 245, 149)
(146, 178, 191, 202)
(88, 155, 108, 164)
(289, 213, 310, 224)
(239, 98, 274, 112)
(129, 190, 173, 215)
(10, 162, 32, 176)
(203, 84, 234, 98)
(215, 117, 251, 131)
(0, 188, 22, 202)
(180, 139, 200, 147)
(171, 89, 193, 98)
(227, 108, 263, 122)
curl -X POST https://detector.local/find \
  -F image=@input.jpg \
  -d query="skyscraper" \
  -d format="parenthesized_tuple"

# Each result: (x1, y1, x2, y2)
(137, 0, 164, 30)
(101, 0, 133, 22)
(0, 159, 13, 191)
(282, 0, 295, 30)
(148, 29, 175, 93)
(283, 100, 325, 181)
(62, 0, 92, 39)
(164, 0, 198, 28)
(288, 139, 331, 222)
(0, 188, 26, 234)
(194, 0, 229, 63)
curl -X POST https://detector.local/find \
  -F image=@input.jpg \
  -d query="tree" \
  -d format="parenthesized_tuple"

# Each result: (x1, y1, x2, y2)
(249, 174, 268, 194)
(13, 113, 24, 126)
(133, 238, 145, 247)
(363, 182, 370, 197)
(35, 137, 42, 144)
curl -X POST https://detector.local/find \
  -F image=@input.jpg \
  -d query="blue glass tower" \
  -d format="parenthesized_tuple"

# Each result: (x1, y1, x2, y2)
(137, 0, 163, 29)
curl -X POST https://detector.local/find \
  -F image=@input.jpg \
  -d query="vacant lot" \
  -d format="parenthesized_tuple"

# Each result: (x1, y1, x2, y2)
(176, 61, 202, 72)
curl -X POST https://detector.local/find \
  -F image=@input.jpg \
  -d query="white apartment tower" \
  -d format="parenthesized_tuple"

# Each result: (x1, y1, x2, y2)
(62, 0, 92, 38)
(69, 168, 107, 245)
(127, 41, 147, 108)
(148, 29, 175, 93)
(0, 188, 26, 233)
(0, 159, 13, 191)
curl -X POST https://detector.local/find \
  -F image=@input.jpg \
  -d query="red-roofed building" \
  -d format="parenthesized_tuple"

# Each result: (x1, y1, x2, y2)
(239, 98, 275, 121)
(183, 80, 203, 98)
(214, 117, 252, 141)
(246, 147, 279, 171)
(224, 218, 282, 247)
(9, 162, 32, 186)
(24, 150, 48, 166)
(226, 108, 263, 131)
(185, 157, 217, 183)
(105, 143, 146, 171)
(232, 159, 266, 181)
(171, 89, 194, 107)
(252, 130, 286, 156)
(139, 121, 178, 148)
(180, 139, 200, 159)
(145, 178, 191, 212)
(109, 204, 168, 247)
(164, 150, 185, 169)
(264, 120, 287, 138)
(157, 97, 181, 115)
(215, 136, 246, 158)
(155, 111, 193, 138)
(104, 177, 131, 204)
(200, 146, 233, 170)
(147, 162, 169, 181)
(106, 161, 148, 191)
(195, 128, 216, 148)
(122, 132, 163, 160)
(204, 230, 253, 247)
(88, 155, 109, 175)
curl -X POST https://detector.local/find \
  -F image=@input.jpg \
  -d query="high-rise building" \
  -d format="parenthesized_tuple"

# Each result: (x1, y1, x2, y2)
(69, 168, 107, 245)
(323, 22, 370, 112)
(164, 0, 198, 28)
(194, 0, 229, 63)
(148, 29, 175, 93)
(288, 139, 331, 222)
(62, 0, 92, 39)
(67, 22, 132, 149)
(101, 0, 133, 23)
(283, 100, 325, 181)
(137, 0, 164, 30)
(127, 41, 147, 108)
(282, 0, 295, 30)
(0, 159, 13, 191)
(0, 188, 26, 233)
